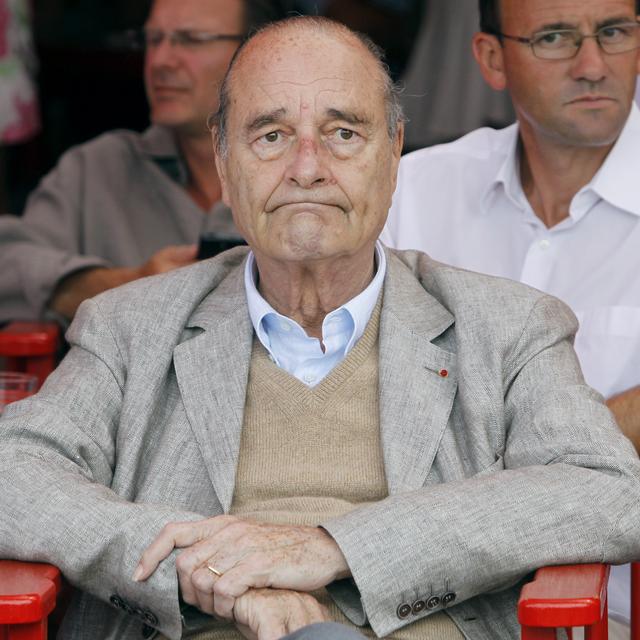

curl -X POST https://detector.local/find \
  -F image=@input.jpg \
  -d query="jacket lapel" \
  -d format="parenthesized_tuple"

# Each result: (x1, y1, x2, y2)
(380, 251, 458, 494)
(173, 249, 459, 506)
(173, 264, 254, 513)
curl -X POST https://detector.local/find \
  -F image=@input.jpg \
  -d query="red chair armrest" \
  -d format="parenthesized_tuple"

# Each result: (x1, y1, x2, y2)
(0, 323, 59, 357)
(518, 563, 609, 629)
(0, 561, 62, 624)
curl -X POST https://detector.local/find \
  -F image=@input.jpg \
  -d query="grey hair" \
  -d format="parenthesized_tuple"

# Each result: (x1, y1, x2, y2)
(208, 16, 405, 158)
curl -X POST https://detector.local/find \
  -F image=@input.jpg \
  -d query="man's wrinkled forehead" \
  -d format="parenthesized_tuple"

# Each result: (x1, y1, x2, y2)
(250, 75, 364, 118)
(227, 28, 385, 124)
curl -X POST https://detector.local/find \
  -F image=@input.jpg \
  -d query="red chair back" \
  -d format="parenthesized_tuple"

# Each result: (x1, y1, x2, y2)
(0, 322, 60, 390)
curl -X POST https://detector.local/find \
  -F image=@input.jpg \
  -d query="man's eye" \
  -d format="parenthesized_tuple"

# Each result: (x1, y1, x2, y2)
(262, 131, 281, 143)
(599, 26, 626, 42)
(535, 31, 571, 48)
(335, 128, 356, 141)
(178, 33, 202, 46)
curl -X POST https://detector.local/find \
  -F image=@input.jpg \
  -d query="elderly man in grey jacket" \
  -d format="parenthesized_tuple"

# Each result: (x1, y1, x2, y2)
(1, 15, 640, 640)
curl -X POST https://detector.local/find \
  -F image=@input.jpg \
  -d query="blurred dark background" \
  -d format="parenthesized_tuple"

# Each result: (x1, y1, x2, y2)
(6, 0, 149, 214)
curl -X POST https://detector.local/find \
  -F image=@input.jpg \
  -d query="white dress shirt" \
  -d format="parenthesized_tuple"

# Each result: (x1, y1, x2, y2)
(244, 242, 385, 387)
(382, 104, 640, 624)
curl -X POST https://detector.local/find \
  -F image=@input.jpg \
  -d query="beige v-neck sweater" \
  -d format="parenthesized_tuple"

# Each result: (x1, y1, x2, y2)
(187, 302, 463, 639)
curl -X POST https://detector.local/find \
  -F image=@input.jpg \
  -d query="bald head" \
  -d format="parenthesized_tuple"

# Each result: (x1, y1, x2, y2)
(210, 16, 404, 157)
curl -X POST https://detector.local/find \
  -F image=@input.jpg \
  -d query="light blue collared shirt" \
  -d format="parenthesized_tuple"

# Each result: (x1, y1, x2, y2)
(244, 243, 386, 387)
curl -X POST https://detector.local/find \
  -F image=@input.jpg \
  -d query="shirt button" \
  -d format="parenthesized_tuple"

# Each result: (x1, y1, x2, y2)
(279, 321, 291, 332)
(303, 375, 314, 384)
(539, 239, 551, 250)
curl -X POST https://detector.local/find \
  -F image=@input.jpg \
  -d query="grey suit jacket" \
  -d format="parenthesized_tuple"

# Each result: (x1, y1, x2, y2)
(1, 247, 639, 640)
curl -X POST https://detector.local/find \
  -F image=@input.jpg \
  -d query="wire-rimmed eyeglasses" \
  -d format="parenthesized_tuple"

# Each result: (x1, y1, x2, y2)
(124, 28, 244, 50)
(490, 21, 640, 60)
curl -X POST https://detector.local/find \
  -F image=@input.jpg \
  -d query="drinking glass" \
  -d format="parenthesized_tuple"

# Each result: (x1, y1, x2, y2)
(0, 372, 38, 412)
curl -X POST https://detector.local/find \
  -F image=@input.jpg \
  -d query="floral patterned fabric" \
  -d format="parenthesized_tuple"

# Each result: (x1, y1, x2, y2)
(0, 0, 39, 144)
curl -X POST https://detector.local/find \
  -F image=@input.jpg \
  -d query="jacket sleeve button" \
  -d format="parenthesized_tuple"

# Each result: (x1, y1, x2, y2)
(143, 610, 159, 626)
(412, 599, 426, 614)
(141, 624, 158, 639)
(396, 603, 412, 619)
(121, 601, 135, 615)
(442, 592, 457, 606)
(426, 595, 441, 609)
(110, 595, 125, 609)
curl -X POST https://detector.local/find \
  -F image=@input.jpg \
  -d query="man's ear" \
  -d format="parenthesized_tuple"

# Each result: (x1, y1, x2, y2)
(212, 132, 231, 208)
(393, 120, 404, 160)
(388, 121, 404, 194)
(472, 32, 507, 91)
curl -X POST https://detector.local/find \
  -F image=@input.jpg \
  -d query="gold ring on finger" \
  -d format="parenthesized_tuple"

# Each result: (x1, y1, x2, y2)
(206, 564, 223, 577)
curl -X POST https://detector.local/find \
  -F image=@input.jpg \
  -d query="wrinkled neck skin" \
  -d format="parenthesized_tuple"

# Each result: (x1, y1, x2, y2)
(254, 248, 376, 339)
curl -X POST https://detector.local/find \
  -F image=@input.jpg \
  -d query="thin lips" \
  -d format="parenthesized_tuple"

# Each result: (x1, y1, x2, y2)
(568, 95, 614, 103)
(266, 200, 345, 213)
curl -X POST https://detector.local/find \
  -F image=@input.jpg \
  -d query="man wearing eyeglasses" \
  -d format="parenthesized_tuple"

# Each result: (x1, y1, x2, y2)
(381, 0, 640, 635)
(0, 0, 283, 325)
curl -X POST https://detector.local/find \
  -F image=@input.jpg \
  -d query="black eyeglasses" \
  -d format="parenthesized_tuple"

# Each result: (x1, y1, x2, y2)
(125, 28, 244, 50)
(490, 21, 640, 60)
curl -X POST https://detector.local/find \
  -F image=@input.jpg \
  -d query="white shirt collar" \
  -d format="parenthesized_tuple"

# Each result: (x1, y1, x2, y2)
(587, 103, 640, 218)
(480, 123, 528, 217)
(482, 104, 640, 222)
(244, 241, 386, 363)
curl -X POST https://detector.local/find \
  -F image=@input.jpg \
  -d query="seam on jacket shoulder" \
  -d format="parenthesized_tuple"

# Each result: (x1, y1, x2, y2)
(82, 298, 126, 395)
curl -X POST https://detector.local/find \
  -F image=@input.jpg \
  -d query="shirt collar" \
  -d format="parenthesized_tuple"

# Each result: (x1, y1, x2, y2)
(482, 105, 640, 222)
(585, 103, 640, 218)
(137, 124, 189, 185)
(480, 123, 528, 216)
(245, 241, 386, 355)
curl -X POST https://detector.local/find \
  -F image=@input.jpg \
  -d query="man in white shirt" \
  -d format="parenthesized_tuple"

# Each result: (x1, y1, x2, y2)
(382, 0, 640, 632)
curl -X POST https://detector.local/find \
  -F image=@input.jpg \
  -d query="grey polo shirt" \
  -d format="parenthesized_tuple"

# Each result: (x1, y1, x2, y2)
(0, 125, 239, 321)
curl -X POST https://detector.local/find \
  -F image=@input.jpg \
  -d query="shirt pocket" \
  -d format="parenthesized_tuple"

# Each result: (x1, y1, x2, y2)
(574, 306, 640, 398)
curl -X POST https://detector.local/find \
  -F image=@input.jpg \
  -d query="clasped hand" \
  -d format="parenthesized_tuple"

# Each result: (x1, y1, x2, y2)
(134, 516, 350, 637)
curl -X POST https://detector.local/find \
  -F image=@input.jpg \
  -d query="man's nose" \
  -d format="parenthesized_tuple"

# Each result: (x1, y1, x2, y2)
(570, 36, 608, 83)
(285, 137, 328, 189)
(146, 37, 180, 68)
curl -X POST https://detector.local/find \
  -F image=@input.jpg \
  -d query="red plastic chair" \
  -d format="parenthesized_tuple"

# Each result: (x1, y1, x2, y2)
(519, 561, 640, 639)
(1, 560, 637, 639)
(519, 564, 610, 639)
(0, 561, 62, 640)
(0, 322, 60, 390)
